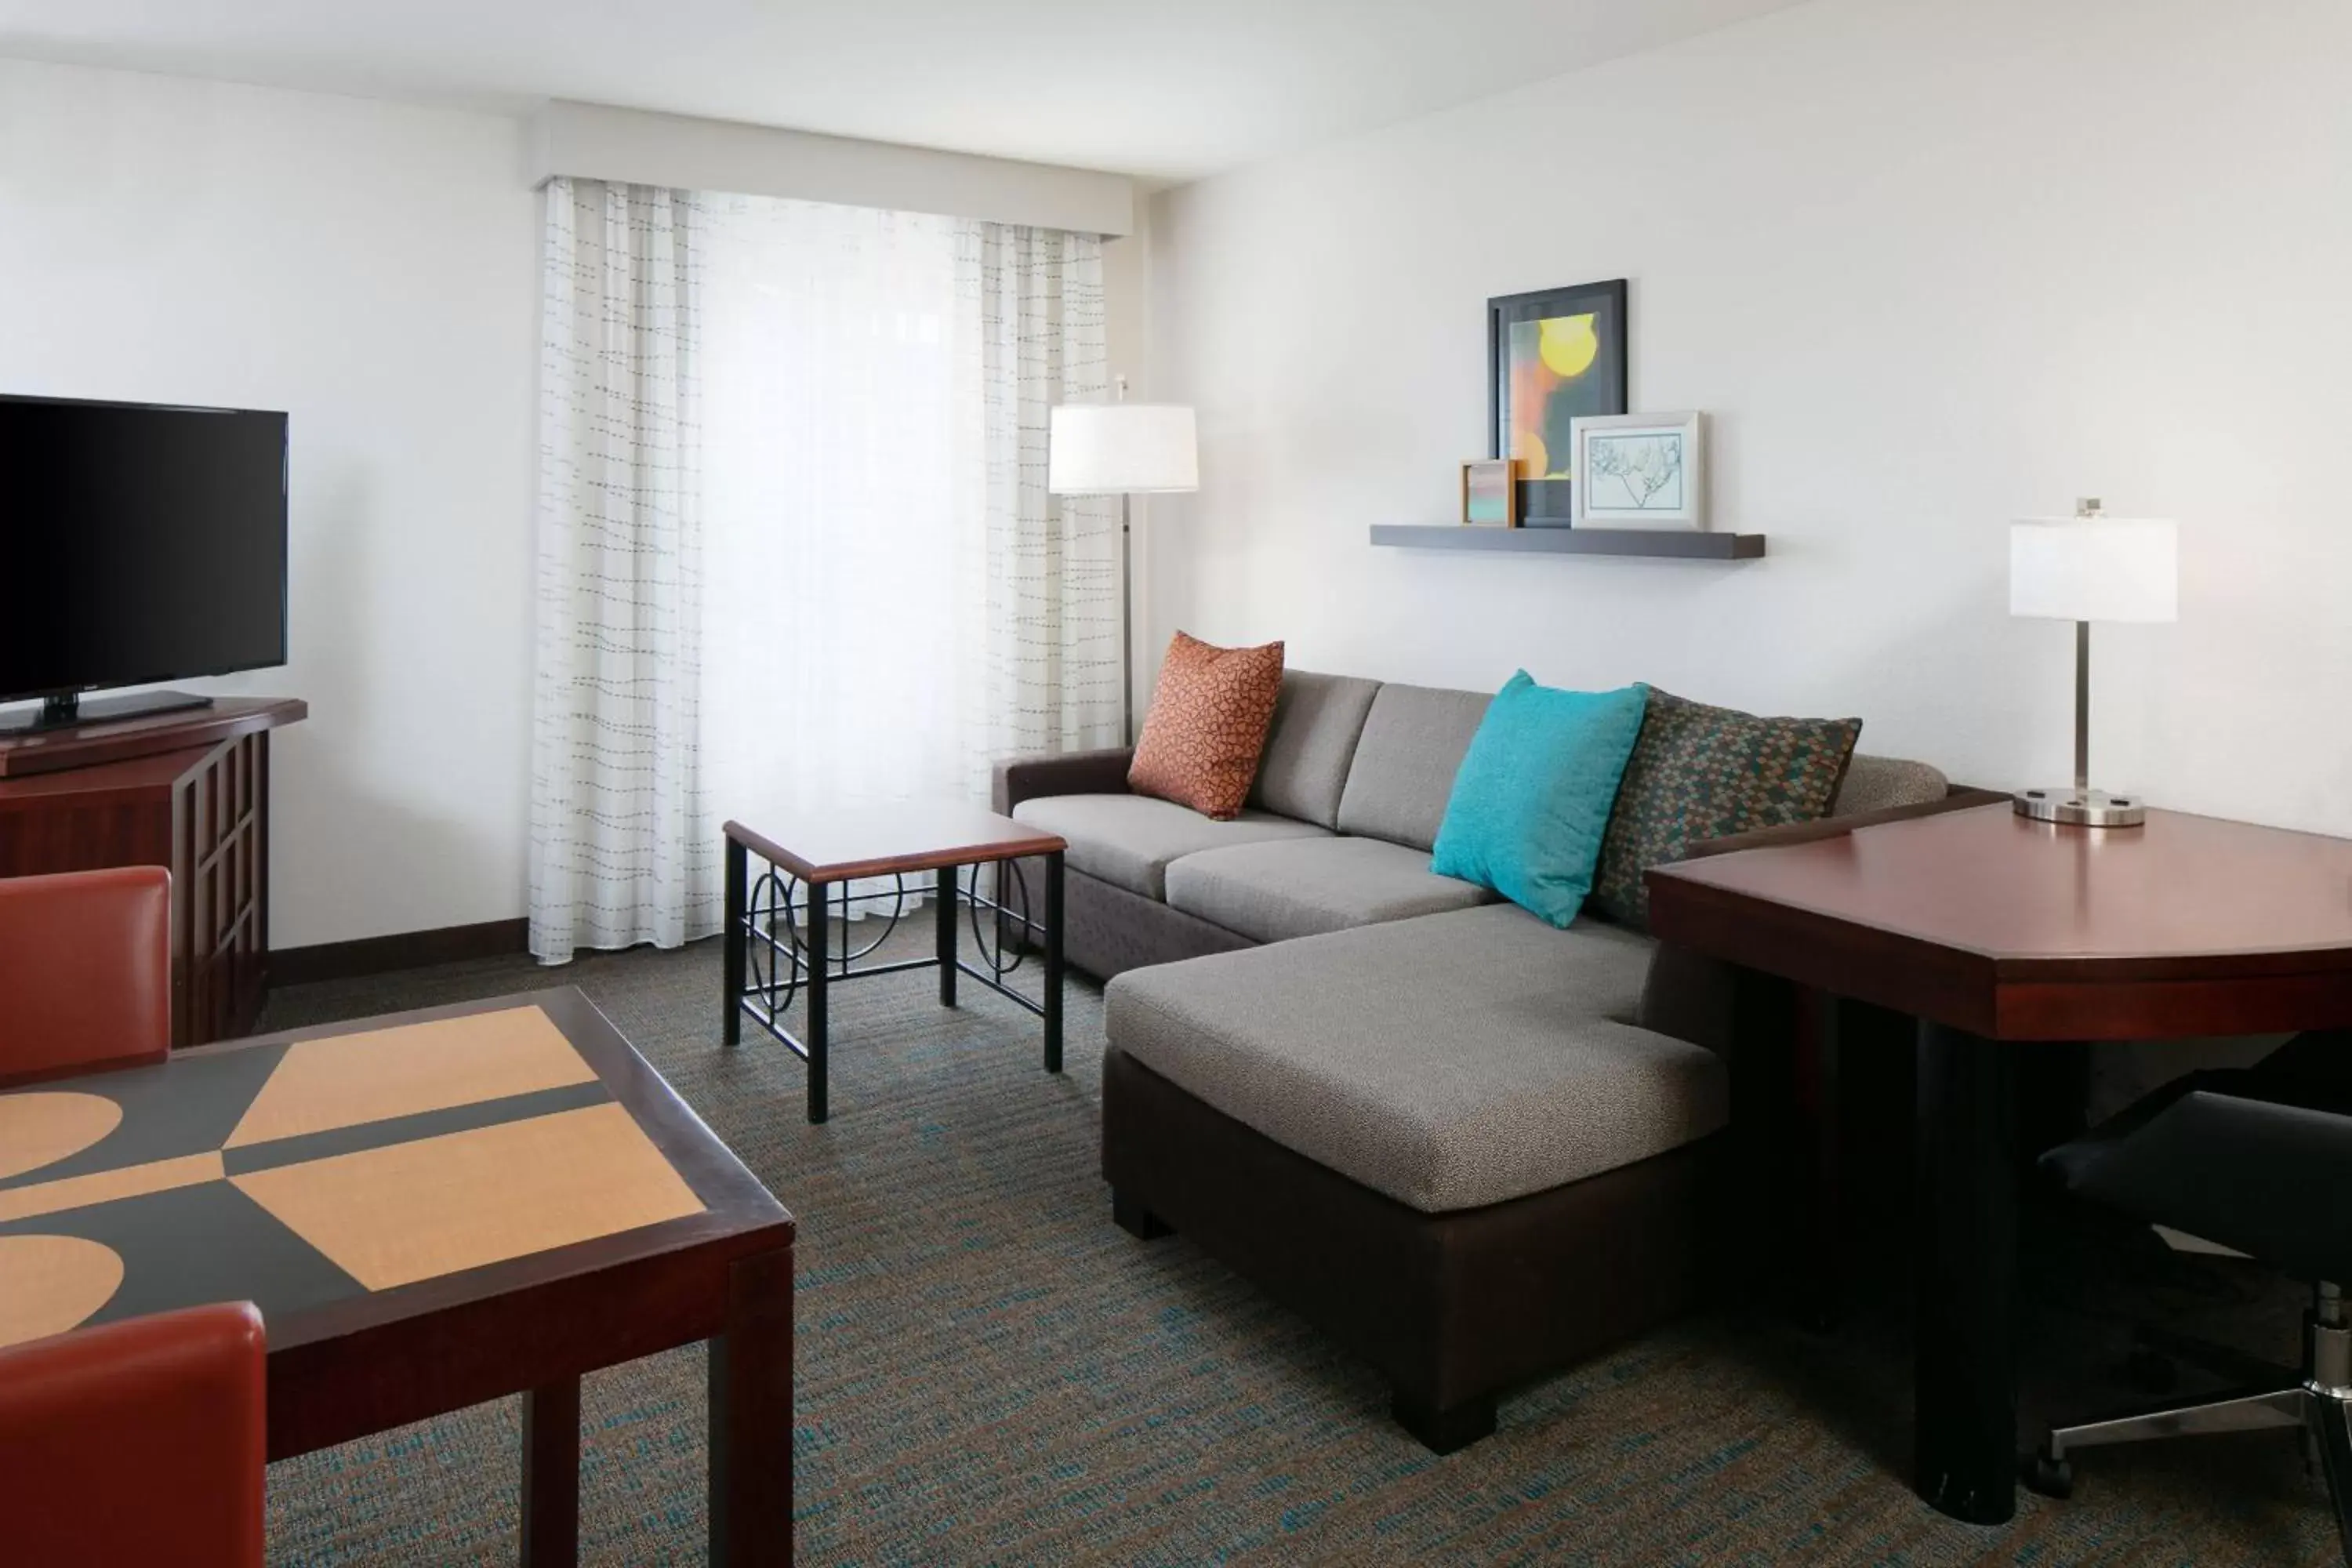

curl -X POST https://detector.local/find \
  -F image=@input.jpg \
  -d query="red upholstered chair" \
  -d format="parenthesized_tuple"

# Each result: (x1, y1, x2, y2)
(0, 1301, 267, 1568)
(0, 866, 172, 1085)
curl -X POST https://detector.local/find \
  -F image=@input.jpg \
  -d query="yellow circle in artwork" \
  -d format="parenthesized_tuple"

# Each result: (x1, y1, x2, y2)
(1516, 432, 1549, 480)
(1538, 314, 1600, 379)
(0, 1235, 125, 1349)
(0, 1092, 123, 1181)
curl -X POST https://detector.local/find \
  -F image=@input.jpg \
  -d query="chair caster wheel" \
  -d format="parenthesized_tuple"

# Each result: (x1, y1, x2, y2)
(2024, 1447, 2074, 1500)
(2124, 1346, 2177, 1394)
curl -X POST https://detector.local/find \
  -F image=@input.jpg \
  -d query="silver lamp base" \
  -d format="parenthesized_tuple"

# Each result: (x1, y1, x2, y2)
(2013, 786, 2147, 827)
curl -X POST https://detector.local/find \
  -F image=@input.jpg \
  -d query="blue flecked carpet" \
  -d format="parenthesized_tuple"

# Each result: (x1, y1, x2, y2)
(255, 932, 2340, 1566)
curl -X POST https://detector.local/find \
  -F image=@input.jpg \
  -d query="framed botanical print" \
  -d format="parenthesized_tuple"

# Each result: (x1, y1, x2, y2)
(1570, 411, 1707, 529)
(1486, 279, 1629, 526)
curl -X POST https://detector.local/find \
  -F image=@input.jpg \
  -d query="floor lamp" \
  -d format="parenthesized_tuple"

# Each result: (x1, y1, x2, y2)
(1046, 388, 1200, 743)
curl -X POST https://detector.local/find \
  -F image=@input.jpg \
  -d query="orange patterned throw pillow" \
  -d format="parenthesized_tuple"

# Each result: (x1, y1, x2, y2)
(1129, 632, 1287, 820)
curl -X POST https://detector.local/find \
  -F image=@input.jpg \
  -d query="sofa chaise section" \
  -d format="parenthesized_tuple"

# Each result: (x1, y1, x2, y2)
(1109, 906, 1719, 1212)
(1104, 904, 1727, 1450)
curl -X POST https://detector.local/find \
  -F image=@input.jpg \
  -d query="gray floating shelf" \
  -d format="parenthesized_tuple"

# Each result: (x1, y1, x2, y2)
(1368, 524, 1766, 560)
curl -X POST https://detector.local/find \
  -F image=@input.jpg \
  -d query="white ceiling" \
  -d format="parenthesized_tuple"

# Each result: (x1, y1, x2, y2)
(0, 0, 1809, 182)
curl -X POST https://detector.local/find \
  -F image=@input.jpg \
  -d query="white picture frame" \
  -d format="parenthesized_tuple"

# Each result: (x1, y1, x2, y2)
(1569, 411, 1707, 529)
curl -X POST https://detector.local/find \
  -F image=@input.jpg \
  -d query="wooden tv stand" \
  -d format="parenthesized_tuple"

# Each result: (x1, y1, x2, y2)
(0, 697, 307, 1047)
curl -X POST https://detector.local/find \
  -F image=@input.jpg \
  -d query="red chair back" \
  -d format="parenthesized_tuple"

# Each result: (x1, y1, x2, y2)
(0, 866, 171, 1084)
(0, 1301, 266, 1568)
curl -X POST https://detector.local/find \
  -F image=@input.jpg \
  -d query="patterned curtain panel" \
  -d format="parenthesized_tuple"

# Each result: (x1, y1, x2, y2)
(529, 178, 715, 964)
(958, 223, 1120, 778)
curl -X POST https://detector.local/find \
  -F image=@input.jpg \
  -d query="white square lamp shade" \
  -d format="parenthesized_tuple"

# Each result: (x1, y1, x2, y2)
(2009, 517, 2178, 624)
(2006, 512, 2178, 827)
(1046, 404, 1199, 495)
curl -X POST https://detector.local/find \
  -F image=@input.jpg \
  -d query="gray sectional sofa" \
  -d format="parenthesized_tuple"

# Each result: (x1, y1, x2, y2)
(993, 670, 1977, 1452)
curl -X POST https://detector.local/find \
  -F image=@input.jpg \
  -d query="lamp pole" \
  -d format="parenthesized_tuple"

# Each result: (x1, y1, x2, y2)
(1116, 375, 1134, 745)
(2074, 498, 2099, 802)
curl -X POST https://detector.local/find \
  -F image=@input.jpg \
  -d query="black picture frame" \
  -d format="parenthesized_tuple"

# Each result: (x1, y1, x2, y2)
(1486, 279, 1629, 526)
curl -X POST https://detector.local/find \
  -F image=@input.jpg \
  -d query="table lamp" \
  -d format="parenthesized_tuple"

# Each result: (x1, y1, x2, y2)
(2008, 499, 2178, 827)
(1047, 383, 1200, 742)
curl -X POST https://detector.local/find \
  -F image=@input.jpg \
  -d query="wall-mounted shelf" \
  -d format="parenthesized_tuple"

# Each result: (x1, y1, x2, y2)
(1368, 524, 1766, 560)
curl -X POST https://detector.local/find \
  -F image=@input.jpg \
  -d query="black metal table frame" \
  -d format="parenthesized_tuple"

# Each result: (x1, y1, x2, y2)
(720, 838, 1064, 1123)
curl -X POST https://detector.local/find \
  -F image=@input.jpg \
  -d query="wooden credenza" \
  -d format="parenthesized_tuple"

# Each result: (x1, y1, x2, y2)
(0, 698, 307, 1047)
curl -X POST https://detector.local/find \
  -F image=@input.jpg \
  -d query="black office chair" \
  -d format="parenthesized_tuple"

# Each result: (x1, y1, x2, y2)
(2028, 1032, 2352, 1562)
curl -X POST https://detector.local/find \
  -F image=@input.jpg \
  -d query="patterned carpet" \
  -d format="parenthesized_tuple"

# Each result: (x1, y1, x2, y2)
(255, 932, 2343, 1566)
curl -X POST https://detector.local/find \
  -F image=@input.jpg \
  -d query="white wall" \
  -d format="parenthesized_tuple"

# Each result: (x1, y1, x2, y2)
(0, 59, 541, 947)
(1149, 0, 2352, 835)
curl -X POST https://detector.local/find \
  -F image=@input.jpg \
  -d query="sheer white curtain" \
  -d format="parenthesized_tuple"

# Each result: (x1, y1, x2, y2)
(697, 194, 1117, 920)
(699, 199, 978, 829)
(532, 181, 1116, 961)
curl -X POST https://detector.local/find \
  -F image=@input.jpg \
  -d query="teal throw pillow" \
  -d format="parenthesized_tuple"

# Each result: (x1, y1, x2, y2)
(1429, 673, 1649, 927)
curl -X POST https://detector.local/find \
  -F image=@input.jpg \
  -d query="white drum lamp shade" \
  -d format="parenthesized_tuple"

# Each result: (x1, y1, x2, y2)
(1047, 404, 1199, 495)
(2009, 517, 2179, 625)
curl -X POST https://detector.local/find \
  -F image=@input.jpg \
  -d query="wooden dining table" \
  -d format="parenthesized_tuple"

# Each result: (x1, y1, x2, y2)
(0, 986, 797, 1566)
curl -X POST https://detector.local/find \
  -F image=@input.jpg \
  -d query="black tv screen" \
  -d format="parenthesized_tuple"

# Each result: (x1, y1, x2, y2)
(0, 395, 288, 705)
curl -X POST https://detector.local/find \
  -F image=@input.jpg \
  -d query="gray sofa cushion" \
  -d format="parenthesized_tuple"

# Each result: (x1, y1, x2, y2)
(1105, 903, 1728, 1214)
(1248, 670, 1381, 829)
(1009, 793, 1329, 900)
(1163, 836, 1495, 944)
(1832, 753, 1949, 815)
(1333, 683, 1491, 851)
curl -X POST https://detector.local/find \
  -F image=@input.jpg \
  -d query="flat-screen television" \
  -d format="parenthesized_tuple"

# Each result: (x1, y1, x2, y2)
(0, 394, 288, 728)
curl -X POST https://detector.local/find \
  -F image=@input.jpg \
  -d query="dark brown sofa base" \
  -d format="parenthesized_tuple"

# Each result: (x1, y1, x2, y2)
(989, 861, 1258, 982)
(1102, 1045, 1723, 1452)
(1062, 866, 1256, 980)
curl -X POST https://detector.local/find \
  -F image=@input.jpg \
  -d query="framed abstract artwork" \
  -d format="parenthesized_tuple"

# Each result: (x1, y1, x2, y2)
(1486, 279, 1629, 525)
(1570, 411, 1707, 529)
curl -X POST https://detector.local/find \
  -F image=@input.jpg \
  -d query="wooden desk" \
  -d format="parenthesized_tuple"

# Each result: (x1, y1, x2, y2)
(1647, 804, 2352, 1524)
(0, 988, 796, 1566)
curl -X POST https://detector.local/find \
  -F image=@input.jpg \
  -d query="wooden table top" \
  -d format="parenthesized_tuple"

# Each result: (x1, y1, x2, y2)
(1646, 804, 2352, 1040)
(0, 989, 791, 1361)
(725, 802, 1065, 882)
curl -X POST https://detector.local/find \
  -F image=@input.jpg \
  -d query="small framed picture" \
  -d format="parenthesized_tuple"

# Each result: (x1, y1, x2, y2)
(1569, 411, 1707, 529)
(1460, 459, 1518, 526)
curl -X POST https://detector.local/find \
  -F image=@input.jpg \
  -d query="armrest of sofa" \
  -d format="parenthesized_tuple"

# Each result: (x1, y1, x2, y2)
(1680, 785, 2005, 861)
(993, 747, 1136, 816)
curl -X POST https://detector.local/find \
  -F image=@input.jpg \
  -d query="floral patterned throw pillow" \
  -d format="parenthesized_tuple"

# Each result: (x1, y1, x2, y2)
(1588, 686, 1862, 929)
